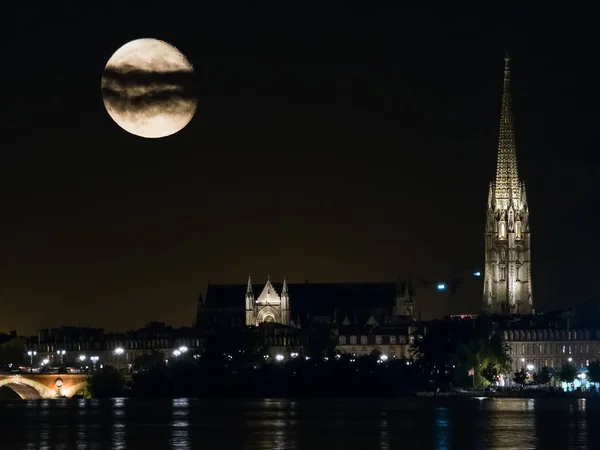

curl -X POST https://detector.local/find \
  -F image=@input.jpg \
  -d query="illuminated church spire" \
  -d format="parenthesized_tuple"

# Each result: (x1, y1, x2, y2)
(483, 54, 533, 315)
(494, 53, 521, 210)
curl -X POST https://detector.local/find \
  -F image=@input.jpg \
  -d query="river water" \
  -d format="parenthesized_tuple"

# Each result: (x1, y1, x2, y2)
(0, 397, 598, 449)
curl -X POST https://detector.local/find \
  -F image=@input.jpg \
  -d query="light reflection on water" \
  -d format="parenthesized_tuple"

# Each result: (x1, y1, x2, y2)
(113, 398, 127, 450)
(171, 398, 190, 450)
(0, 397, 598, 449)
(380, 411, 390, 450)
(433, 407, 451, 450)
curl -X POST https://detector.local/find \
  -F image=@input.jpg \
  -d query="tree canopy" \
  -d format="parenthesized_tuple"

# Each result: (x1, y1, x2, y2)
(411, 316, 510, 388)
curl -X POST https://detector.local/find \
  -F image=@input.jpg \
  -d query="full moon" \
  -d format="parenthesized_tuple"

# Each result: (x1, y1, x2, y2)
(101, 38, 197, 139)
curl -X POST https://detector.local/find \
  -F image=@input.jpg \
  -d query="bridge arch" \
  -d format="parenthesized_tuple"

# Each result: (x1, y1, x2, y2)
(0, 377, 56, 399)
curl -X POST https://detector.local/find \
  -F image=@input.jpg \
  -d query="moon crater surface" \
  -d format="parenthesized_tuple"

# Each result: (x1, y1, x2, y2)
(101, 38, 197, 139)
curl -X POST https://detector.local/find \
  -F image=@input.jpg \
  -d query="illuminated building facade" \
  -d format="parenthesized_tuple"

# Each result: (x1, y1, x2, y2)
(245, 276, 291, 326)
(483, 55, 533, 314)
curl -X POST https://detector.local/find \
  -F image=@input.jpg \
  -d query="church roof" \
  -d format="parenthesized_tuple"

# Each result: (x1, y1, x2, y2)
(205, 281, 407, 327)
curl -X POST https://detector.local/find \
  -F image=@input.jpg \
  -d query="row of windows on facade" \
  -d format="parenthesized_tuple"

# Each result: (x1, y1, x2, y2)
(513, 359, 591, 370)
(507, 343, 597, 356)
(39, 350, 155, 363)
(338, 347, 407, 358)
(26, 339, 201, 353)
(35, 345, 409, 363)
(338, 335, 412, 346)
(502, 329, 596, 341)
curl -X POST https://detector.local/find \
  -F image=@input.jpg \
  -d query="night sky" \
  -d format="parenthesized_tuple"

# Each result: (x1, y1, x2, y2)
(1, 5, 597, 335)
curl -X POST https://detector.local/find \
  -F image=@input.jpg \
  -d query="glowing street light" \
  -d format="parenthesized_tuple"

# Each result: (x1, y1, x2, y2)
(178, 346, 188, 353)
(275, 354, 284, 362)
(568, 357, 573, 363)
(27, 351, 37, 366)
(526, 364, 534, 372)
(114, 347, 124, 355)
(79, 355, 86, 363)
(56, 350, 66, 364)
(380, 355, 388, 362)
(173, 349, 181, 359)
(437, 283, 447, 291)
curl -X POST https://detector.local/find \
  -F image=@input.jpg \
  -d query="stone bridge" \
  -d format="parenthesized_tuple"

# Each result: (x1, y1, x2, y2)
(0, 373, 89, 399)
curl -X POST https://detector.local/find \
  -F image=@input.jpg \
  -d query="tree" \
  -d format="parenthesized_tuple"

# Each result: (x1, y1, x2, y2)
(88, 366, 125, 398)
(587, 361, 600, 383)
(202, 327, 266, 367)
(556, 363, 578, 384)
(412, 316, 511, 389)
(482, 363, 501, 385)
(513, 369, 529, 387)
(533, 367, 551, 386)
(305, 324, 335, 359)
(134, 351, 165, 371)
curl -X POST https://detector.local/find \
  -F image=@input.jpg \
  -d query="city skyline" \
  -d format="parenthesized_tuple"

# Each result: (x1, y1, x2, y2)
(2, 6, 596, 334)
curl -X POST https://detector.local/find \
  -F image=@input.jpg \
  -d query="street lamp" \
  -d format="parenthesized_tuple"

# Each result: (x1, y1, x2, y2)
(56, 350, 66, 364)
(173, 350, 181, 360)
(568, 357, 573, 363)
(113, 347, 125, 371)
(90, 356, 99, 370)
(27, 351, 37, 366)
(79, 355, 86, 363)
(526, 364, 534, 372)
(179, 346, 188, 353)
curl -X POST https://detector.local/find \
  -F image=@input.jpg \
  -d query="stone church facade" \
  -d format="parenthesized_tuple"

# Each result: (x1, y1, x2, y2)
(245, 277, 291, 327)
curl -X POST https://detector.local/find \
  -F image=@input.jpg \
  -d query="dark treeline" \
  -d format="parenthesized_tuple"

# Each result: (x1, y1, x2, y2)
(89, 326, 428, 398)
(90, 354, 426, 398)
(91, 317, 591, 398)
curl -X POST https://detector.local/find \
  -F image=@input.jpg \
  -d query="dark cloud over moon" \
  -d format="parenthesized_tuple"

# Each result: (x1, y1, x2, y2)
(101, 39, 197, 139)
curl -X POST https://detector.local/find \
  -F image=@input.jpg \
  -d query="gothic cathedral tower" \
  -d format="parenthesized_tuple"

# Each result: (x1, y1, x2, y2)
(483, 55, 533, 315)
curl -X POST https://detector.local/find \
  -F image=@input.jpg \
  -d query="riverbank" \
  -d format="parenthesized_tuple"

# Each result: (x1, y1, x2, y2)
(417, 390, 600, 398)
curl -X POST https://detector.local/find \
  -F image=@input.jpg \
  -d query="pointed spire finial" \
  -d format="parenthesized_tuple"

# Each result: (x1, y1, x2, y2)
(495, 52, 520, 209)
(282, 277, 288, 294)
